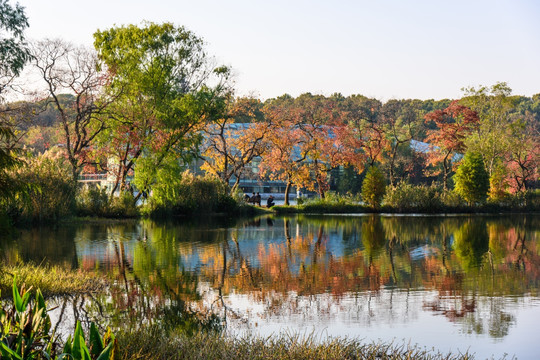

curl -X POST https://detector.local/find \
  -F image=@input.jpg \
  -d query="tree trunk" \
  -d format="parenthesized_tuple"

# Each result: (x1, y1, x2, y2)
(442, 154, 450, 192)
(389, 146, 398, 186)
(284, 181, 292, 206)
(314, 160, 325, 199)
(230, 177, 240, 194)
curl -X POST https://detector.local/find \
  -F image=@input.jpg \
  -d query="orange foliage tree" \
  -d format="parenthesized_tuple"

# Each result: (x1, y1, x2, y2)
(424, 101, 479, 190)
(288, 94, 349, 198)
(200, 97, 273, 193)
(258, 100, 310, 205)
(505, 118, 540, 192)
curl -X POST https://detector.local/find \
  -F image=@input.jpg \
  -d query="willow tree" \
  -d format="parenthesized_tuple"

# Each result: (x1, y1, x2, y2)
(94, 22, 231, 198)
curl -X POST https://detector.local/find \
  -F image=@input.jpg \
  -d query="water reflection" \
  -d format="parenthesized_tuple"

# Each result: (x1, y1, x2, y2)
(1, 215, 539, 356)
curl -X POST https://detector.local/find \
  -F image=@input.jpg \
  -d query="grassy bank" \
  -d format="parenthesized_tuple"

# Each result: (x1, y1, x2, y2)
(272, 191, 540, 215)
(273, 203, 540, 215)
(116, 327, 479, 360)
(0, 263, 104, 297)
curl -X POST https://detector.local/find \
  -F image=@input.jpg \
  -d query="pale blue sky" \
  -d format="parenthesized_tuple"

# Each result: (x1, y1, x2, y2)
(19, 0, 540, 100)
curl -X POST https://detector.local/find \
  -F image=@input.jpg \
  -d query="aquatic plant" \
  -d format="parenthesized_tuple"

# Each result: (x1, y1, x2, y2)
(0, 278, 115, 359)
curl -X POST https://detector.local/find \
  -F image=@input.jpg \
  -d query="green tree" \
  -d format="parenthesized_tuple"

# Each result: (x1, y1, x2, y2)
(461, 82, 515, 176)
(94, 22, 231, 199)
(0, 0, 30, 96)
(361, 165, 386, 209)
(454, 152, 489, 206)
(0, 0, 29, 215)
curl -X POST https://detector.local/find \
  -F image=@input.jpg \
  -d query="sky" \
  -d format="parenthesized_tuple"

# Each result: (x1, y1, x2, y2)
(17, 0, 540, 101)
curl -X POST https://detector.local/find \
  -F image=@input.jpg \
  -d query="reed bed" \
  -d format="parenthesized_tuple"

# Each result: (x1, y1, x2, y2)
(0, 263, 104, 297)
(117, 327, 487, 360)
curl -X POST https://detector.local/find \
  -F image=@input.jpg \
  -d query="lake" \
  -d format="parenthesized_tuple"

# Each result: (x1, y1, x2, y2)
(1, 214, 539, 359)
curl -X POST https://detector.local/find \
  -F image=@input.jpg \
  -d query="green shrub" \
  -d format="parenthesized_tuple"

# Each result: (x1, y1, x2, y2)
(453, 152, 489, 206)
(76, 186, 139, 218)
(76, 184, 110, 217)
(146, 171, 237, 216)
(383, 182, 443, 212)
(109, 191, 139, 218)
(5, 148, 76, 223)
(275, 193, 366, 214)
(440, 191, 465, 208)
(361, 166, 386, 209)
(500, 190, 540, 210)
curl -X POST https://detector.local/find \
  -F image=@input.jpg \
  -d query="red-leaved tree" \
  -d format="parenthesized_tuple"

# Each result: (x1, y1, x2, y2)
(424, 101, 479, 190)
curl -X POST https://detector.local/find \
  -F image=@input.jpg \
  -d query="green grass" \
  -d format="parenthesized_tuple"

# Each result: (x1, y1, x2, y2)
(116, 327, 484, 360)
(0, 263, 105, 297)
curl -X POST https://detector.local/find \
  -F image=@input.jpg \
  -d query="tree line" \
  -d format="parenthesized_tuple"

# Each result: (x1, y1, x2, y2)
(1, 3, 539, 222)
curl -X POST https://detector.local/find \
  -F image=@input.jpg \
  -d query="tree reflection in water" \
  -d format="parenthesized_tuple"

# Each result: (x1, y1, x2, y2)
(4, 215, 538, 341)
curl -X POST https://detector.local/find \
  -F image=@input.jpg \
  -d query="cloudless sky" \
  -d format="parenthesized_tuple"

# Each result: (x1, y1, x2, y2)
(18, 0, 540, 101)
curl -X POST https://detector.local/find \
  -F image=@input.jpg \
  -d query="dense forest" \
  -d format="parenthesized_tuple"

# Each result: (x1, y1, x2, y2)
(1, 15, 539, 223)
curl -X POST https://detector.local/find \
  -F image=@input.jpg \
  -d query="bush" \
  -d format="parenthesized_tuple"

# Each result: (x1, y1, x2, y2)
(440, 191, 466, 208)
(76, 184, 110, 217)
(361, 166, 386, 209)
(490, 189, 540, 210)
(109, 190, 139, 218)
(383, 182, 443, 212)
(76, 185, 139, 218)
(5, 148, 76, 224)
(146, 171, 237, 216)
(453, 152, 489, 205)
(272, 193, 367, 214)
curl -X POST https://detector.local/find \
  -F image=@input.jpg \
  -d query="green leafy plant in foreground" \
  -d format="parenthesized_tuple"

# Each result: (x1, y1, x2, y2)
(0, 278, 116, 359)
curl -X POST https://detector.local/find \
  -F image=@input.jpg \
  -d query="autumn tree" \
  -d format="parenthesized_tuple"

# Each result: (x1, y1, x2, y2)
(290, 93, 347, 198)
(424, 101, 479, 191)
(258, 97, 308, 205)
(336, 95, 386, 168)
(31, 39, 112, 181)
(93, 22, 231, 198)
(200, 96, 272, 193)
(505, 118, 539, 192)
(380, 100, 419, 186)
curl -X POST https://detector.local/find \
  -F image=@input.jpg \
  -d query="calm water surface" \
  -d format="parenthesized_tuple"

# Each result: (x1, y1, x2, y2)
(1, 214, 539, 359)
